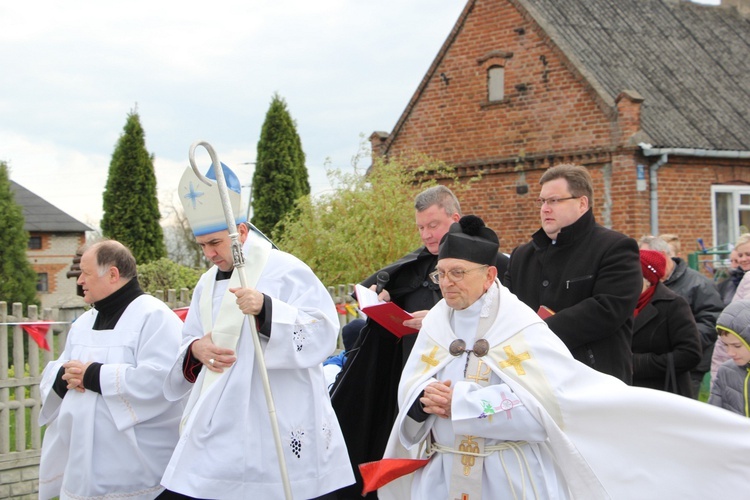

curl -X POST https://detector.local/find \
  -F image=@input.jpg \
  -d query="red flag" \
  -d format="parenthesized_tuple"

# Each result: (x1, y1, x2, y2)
(21, 323, 51, 351)
(359, 458, 430, 495)
(173, 307, 190, 322)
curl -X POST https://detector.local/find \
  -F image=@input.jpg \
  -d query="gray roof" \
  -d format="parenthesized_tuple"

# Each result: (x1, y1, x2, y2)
(10, 180, 92, 233)
(519, 0, 750, 150)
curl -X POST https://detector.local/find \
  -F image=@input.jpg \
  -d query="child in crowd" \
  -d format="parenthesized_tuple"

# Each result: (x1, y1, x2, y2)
(708, 300, 750, 417)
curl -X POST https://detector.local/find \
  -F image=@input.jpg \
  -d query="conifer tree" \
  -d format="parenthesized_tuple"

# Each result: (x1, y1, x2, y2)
(0, 162, 39, 309)
(101, 110, 166, 263)
(251, 93, 310, 236)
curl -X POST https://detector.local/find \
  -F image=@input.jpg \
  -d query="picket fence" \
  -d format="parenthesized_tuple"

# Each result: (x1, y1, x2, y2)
(0, 285, 358, 498)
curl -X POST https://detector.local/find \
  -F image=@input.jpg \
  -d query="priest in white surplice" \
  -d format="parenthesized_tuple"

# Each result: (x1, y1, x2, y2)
(370, 215, 750, 499)
(160, 162, 353, 499)
(39, 240, 184, 500)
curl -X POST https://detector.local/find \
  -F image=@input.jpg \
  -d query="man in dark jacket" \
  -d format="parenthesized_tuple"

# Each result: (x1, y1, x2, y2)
(639, 235, 724, 398)
(330, 185, 509, 498)
(504, 164, 642, 383)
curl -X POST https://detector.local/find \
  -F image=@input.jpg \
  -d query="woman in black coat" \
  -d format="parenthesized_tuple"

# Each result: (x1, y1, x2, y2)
(632, 249, 702, 397)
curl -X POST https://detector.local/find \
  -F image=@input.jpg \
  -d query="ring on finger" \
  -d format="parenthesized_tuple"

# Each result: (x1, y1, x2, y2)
(209, 358, 215, 365)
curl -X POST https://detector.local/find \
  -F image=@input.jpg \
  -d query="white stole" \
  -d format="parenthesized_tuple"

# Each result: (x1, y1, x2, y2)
(180, 233, 272, 432)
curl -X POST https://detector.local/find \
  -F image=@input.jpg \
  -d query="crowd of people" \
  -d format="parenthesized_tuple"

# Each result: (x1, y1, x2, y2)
(37, 162, 750, 499)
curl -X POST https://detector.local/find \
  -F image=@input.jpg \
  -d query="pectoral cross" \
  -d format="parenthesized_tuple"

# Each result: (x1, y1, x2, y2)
(421, 346, 440, 374)
(499, 345, 531, 375)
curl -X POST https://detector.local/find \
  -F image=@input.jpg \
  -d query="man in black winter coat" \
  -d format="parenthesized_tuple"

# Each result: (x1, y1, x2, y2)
(504, 164, 642, 384)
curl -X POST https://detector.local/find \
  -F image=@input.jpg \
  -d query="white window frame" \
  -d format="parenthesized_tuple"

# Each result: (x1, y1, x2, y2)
(711, 184, 750, 248)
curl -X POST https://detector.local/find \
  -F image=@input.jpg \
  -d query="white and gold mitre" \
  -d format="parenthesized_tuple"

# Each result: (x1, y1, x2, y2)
(178, 162, 247, 236)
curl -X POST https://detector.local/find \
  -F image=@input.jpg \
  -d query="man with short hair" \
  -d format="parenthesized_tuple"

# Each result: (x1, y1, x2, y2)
(505, 164, 642, 383)
(331, 185, 509, 498)
(639, 234, 723, 397)
(160, 162, 353, 499)
(39, 240, 184, 500)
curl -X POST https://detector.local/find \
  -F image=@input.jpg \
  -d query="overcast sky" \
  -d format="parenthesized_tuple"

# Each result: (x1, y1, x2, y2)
(1, 0, 720, 228)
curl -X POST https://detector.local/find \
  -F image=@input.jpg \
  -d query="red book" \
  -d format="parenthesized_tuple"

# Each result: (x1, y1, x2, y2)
(537, 305, 555, 319)
(355, 284, 418, 338)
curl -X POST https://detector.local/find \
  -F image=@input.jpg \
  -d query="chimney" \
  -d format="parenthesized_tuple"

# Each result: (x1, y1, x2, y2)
(615, 90, 645, 146)
(369, 131, 390, 161)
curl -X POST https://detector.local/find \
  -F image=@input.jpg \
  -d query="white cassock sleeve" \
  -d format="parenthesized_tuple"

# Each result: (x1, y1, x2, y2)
(163, 276, 209, 403)
(258, 251, 339, 369)
(98, 302, 184, 431)
(39, 343, 76, 425)
(450, 380, 548, 442)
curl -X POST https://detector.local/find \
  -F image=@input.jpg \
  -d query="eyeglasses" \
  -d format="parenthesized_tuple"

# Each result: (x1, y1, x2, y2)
(429, 265, 488, 284)
(536, 196, 579, 207)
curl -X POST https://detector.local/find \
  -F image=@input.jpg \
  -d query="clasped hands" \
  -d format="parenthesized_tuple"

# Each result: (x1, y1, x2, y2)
(420, 380, 453, 419)
(61, 360, 93, 393)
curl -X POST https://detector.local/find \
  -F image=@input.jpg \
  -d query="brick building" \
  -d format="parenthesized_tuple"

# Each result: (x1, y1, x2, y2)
(10, 180, 91, 309)
(371, 0, 750, 260)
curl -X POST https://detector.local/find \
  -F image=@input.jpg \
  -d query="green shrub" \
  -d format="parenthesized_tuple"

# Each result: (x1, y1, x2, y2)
(137, 258, 202, 295)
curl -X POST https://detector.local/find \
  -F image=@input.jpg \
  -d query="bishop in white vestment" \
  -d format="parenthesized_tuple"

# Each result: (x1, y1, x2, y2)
(160, 162, 353, 499)
(39, 240, 184, 500)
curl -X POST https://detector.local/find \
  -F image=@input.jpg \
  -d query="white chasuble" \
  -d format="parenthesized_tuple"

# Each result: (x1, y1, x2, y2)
(161, 232, 354, 499)
(38, 295, 184, 500)
(399, 284, 567, 500)
(381, 281, 750, 499)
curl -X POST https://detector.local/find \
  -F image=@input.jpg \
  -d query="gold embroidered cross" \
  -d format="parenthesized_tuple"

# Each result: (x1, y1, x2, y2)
(466, 359, 491, 384)
(421, 346, 440, 373)
(459, 436, 479, 475)
(499, 345, 531, 375)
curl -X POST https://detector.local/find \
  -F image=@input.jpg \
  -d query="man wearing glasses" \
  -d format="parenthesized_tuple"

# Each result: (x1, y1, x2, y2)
(504, 163, 641, 383)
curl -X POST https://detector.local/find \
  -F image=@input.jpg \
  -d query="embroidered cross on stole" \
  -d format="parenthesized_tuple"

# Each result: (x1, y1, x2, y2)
(447, 289, 500, 500)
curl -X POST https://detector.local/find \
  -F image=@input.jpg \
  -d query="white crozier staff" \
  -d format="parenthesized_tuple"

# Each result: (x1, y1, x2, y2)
(188, 141, 292, 500)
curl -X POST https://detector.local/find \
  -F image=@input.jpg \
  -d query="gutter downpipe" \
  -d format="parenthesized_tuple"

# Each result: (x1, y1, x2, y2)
(648, 153, 668, 236)
(638, 143, 750, 236)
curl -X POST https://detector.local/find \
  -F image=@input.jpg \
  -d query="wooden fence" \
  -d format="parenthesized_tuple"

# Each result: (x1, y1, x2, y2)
(0, 284, 358, 482)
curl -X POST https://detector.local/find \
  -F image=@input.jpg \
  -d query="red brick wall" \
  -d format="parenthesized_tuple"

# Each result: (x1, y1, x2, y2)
(377, 0, 750, 256)
(386, 0, 617, 165)
(652, 157, 750, 255)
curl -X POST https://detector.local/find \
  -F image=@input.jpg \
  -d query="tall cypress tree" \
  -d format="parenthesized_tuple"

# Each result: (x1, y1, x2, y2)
(101, 110, 166, 263)
(0, 162, 39, 309)
(251, 93, 310, 236)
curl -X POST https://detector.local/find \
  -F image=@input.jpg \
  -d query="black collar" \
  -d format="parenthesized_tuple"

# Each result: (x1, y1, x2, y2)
(216, 268, 234, 281)
(92, 278, 144, 330)
(532, 208, 595, 248)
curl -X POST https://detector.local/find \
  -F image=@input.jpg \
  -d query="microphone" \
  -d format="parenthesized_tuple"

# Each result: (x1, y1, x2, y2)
(375, 271, 390, 295)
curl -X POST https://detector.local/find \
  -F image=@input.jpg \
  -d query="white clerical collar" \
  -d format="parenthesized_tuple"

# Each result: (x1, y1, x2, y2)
(451, 297, 484, 343)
